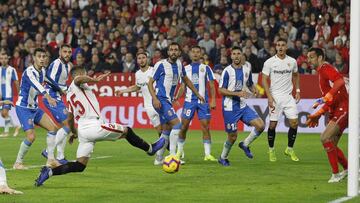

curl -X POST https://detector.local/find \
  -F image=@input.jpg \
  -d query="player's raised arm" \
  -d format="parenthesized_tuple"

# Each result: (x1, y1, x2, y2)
(115, 85, 140, 96)
(74, 72, 110, 86)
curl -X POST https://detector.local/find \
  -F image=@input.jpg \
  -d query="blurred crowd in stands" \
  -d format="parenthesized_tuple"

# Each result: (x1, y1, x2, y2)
(0, 0, 350, 76)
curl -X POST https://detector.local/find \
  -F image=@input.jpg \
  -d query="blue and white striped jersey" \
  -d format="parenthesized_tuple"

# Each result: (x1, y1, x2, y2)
(152, 59, 185, 102)
(45, 58, 71, 100)
(16, 66, 47, 109)
(0, 65, 18, 99)
(219, 64, 253, 111)
(184, 63, 214, 103)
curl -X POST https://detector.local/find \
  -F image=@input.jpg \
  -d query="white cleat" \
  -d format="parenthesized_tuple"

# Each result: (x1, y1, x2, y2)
(12, 162, 28, 170)
(0, 185, 23, 195)
(339, 169, 348, 180)
(328, 173, 342, 183)
(154, 155, 163, 166)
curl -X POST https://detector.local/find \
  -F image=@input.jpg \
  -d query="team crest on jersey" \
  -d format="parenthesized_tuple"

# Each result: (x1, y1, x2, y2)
(200, 68, 205, 72)
(287, 63, 291, 67)
(167, 110, 173, 116)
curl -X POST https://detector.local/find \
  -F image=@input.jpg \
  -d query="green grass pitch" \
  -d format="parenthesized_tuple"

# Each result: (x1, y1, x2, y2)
(0, 128, 354, 203)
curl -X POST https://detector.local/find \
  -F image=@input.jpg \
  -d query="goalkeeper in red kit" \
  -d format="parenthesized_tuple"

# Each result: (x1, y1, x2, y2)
(306, 47, 348, 183)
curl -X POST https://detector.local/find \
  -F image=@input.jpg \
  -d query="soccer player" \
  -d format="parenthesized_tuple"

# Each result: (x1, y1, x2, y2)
(13, 48, 60, 170)
(174, 45, 217, 162)
(34, 66, 165, 186)
(261, 38, 301, 162)
(306, 47, 348, 183)
(0, 158, 22, 194)
(218, 46, 265, 166)
(115, 52, 162, 135)
(42, 44, 73, 164)
(148, 42, 205, 164)
(0, 51, 21, 137)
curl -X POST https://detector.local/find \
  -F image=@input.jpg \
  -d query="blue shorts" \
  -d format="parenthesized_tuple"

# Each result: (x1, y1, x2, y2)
(223, 105, 259, 133)
(0, 97, 13, 110)
(16, 106, 45, 131)
(154, 99, 178, 124)
(181, 101, 211, 120)
(43, 98, 68, 123)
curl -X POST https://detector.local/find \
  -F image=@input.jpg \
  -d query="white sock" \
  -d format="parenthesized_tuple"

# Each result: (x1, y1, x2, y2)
(203, 139, 211, 156)
(0, 160, 7, 186)
(47, 132, 56, 160)
(220, 140, 233, 159)
(243, 128, 261, 147)
(15, 139, 32, 163)
(4, 117, 10, 133)
(169, 129, 180, 155)
(177, 138, 185, 156)
(55, 127, 70, 160)
(156, 131, 170, 158)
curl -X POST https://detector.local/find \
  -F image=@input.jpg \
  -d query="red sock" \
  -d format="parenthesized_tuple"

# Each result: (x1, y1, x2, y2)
(323, 141, 339, 174)
(336, 147, 348, 170)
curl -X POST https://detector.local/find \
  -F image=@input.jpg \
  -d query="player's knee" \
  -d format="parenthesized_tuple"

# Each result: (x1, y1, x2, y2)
(255, 120, 265, 133)
(289, 120, 298, 129)
(228, 134, 237, 142)
(320, 135, 331, 144)
(26, 134, 36, 142)
(1, 111, 8, 118)
(173, 122, 181, 130)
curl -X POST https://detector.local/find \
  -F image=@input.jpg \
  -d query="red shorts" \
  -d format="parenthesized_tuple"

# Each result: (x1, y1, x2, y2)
(329, 106, 348, 133)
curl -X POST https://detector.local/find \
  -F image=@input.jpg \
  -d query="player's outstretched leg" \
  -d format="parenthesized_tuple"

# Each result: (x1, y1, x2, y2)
(124, 127, 165, 156)
(218, 133, 237, 166)
(13, 138, 33, 170)
(55, 126, 71, 164)
(154, 130, 170, 165)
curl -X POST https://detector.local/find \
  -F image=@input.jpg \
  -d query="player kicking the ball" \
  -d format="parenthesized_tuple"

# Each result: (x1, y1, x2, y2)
(306, 47, 348, 183)
(34, 66, 165, 186)
(218, 47, 265, 166)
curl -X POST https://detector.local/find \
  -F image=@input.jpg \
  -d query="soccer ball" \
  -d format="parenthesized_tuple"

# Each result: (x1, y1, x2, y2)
(162, 155, 180, 173)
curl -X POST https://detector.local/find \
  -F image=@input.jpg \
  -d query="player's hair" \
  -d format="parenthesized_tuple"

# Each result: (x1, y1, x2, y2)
(191, 45, 202, 51)
(276, 38, 287, 44)
(231, 46, 242, 52)
(60, 44, 72, 50)
(136, 51, 148, 58)
(309, 47, 325, 59)
(168, 42, 181, 50)
(70, 65, 86, 77)
(33, 48, 46, 56)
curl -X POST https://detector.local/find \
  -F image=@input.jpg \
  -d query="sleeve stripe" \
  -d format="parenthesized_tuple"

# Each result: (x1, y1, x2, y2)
(27, 69, 46, 94)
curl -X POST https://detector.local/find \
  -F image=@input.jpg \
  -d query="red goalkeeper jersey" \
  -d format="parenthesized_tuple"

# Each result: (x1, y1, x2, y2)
(317, 63, 348, 110)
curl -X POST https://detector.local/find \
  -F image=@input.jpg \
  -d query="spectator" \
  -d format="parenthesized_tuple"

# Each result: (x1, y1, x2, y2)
(244, 47, 261, 73)
(198, 32, 215, 55)
(258, 39, 271, 66)
(333, 52, 349, 76)
(86, 54, 104, 76)
(122, 53, 136, 73)
(106, 53, 122, 73)
(213, 56, 228, 75)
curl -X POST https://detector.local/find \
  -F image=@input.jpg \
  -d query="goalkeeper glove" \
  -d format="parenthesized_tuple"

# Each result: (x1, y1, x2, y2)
(312, 92, 333, 109)
(306, 108, 325, 128)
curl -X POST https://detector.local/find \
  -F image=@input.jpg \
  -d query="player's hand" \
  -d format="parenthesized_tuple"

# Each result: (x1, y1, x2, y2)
(210, 99, 216, 110)
(1, 100, 13, 106)
(115, 90, 124, 97)
(252, 87, 259, 97)
(295, 92, 301, 104)
(198, 95, 205, 103)
(236, 91, 249, 98)
(268, 96, 275, 109)
(47, 97, 57, 107)
(306, 114, 321, 128)
(312, 93, 333, 109)
(68, 133, 78, 145)
(93, 72, 110, 82)
(152, 98, 161, 109)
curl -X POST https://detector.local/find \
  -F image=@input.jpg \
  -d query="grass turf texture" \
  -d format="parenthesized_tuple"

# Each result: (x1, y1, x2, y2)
(0, 128, 349, 203)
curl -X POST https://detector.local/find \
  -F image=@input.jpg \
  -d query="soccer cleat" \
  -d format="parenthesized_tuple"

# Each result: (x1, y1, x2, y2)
(41, 149, 48, 159)
(0, 133, 9, 138)
(147, 137, 166, 156)
(218, 157, 230, 166)
(204, 155, 217, 161)
(12, 162, 28, 170)
(268, 148, 277, 162)
(13, 126, 21, 137)
(284, 148, 299, 161)
(57, 159, 68, 165)
(154, 155, 164, 166)
(0, 185, 23, 195)
(238, 142, 253, 159)
(35, 166, 51, 187)
(339, 170, 348, 180)
(328, 173, 342, 183)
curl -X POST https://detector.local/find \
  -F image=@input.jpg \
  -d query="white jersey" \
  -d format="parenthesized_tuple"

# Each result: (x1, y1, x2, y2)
(135, 66, 155, 109)
(67, 80, 101, 121)
(262, 55, 298, 97)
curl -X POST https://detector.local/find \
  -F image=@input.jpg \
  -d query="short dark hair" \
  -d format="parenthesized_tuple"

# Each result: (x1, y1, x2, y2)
(61, 44, 72, 49)
(70, 65, 85, 77)
(168, 42, 181, 50)
(231, 46, 241, 52)
(136, 51, 148, 58)
(276, 38, 287, 44)
(309, 47, 325, 58)
(191, 45, 201, 51)
(33, 48, 46, 56)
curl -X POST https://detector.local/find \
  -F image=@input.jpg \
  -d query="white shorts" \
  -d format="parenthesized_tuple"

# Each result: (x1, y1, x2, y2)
(145, 107, 160, 127)
(269, 95, 298, 121)
(76, 118, 125, 158)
